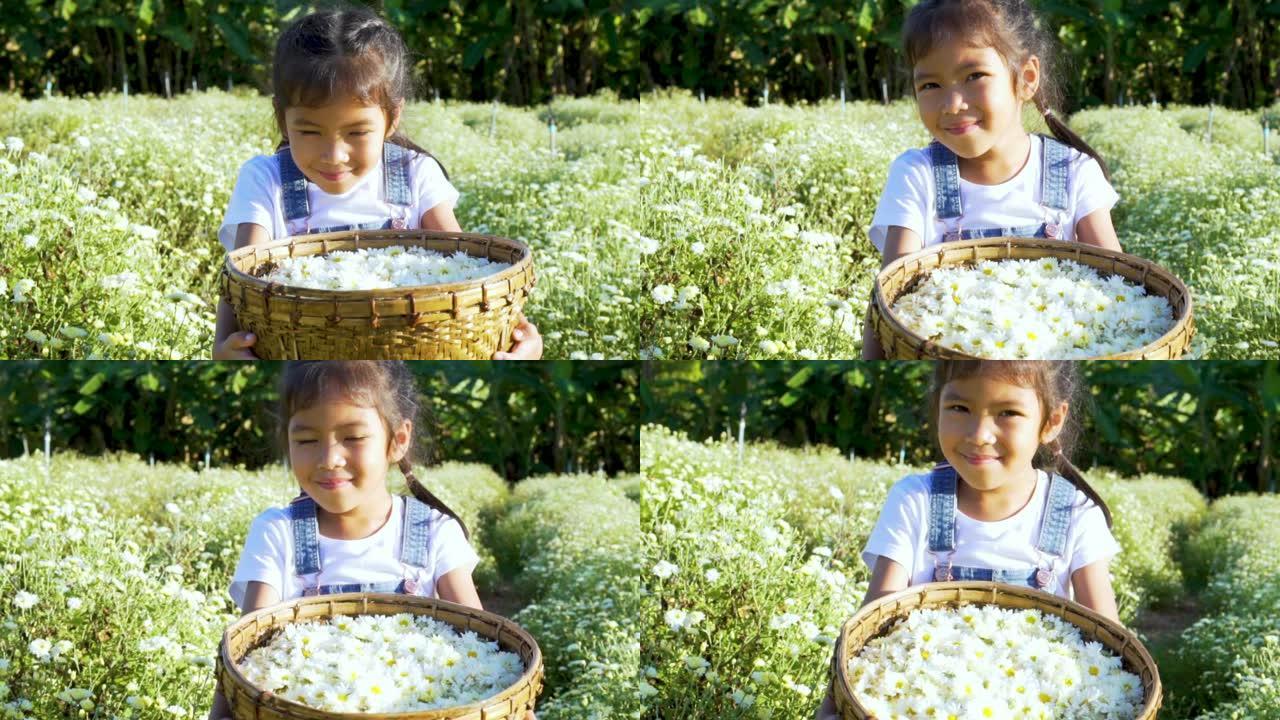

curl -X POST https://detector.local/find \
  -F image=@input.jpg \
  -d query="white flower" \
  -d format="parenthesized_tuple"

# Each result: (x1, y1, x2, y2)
(664, 608, 706, 632)
(29, 638, 52, 659)
(75, 136, 91, 149)
(75, 187, 98, 203)
(24, 329, 49, 345)
(769, 613, 801, 630)
(711, 334, 739, 348)
(13, 591, 39, 609)
(690, 241, 706, 255)
(652, 560, 679, 579)
(60, 326, 88, 339)
(4, 136, 24, 152)
(689, 336, 711, 352)
(12, 278, 36, 303)
(67, 597, 83, 610)
(131, 224, 160, 241)
(705, 569, 720, 582)
(651, 284, 676, 304)
(743, 194, 764, 212)
(21, 234, 38, 249)
(758, 339, 779, 354)
(265, 246, 511, 290)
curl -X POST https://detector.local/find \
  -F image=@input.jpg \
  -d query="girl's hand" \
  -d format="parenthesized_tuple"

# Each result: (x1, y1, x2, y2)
(816, 690, 841, 720)
(213, 331, 259, 360)
(1071, 559, 1121, 623)
(494, 315, 542, 360)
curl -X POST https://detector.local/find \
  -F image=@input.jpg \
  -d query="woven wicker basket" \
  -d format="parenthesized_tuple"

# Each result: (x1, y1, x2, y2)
(871, 237, 1194, 359)
(221, 230, 535, 359)
(833, 581, 1162, 719)
(217, 593, 543, 720)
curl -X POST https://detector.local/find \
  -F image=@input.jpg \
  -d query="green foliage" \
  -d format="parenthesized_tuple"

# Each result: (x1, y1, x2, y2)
(0, 361, 640, 480)
(0, 92, 641, 361)
(0, 452, 631, 719)
(491, 473, 644, 719)
(1161, 495, 1280, 718)
(645, 360, 1280, 499)
(641, 427, 1205, 717)
(4, 2, 1273, 109)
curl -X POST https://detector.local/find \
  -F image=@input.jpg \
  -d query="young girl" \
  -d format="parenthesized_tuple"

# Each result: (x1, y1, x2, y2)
(816, 360, 1121, 718)
(861, 0, 1123, 359)
(208, 361, 535, 719)
(212, 7, 540, 360)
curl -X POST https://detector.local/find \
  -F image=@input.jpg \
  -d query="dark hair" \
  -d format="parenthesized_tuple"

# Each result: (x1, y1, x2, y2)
(902, 0, 1113, 182)
(271, 5, 449, 178)
(927, 360, 1113, 528)
(278, 361, 469, 539)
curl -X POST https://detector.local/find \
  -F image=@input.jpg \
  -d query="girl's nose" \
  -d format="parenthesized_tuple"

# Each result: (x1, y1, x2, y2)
(965, 416, 997, 447)
(321, 142, 350, 164)
(320, 440, 346, 469)
(942, 89, 968, 115)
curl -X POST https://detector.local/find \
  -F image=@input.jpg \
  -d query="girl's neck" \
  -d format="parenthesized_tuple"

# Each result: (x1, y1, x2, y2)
(317, 490, 394, 540)
(958, 127, 1032, 185)
(957, 466, 1039, 522)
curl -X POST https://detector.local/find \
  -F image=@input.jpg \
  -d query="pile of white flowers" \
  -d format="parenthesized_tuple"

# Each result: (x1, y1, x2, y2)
(891, 258, 1175, 358)
(238, 613, 524, 712)
(263, 246, 511, 290)
(846, 605, 1144, 719)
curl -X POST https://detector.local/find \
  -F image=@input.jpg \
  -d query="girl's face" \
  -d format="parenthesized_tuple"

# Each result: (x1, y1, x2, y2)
(912, 39, 1039, 161)
(287, 393, 410, 517)
(283, 97, 401, 195)
(937, 375, 1066, 492)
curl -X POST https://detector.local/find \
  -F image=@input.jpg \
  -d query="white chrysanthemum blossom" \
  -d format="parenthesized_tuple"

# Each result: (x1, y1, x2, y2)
(263, 246, 512, 291)
(891, 258, 1174, 358)
(847, 605, 1143, 718)
(238, 613, 524, 713)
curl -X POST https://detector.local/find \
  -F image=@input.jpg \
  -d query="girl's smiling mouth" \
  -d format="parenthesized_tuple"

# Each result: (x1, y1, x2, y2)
(961, 453, 1001, 465)
(944, 121, 979, 135)
(317, 170, 349, 181)
(316, 476, 352, 489)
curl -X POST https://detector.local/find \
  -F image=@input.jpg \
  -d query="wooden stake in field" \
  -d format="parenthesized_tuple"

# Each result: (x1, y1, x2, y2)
(1265, 120, 1271, 155)
(1207, 105, 1215, 143)
(164, 71, 171, 99)
(882, 78, 889, 105)
(840, 80, 846, 110)
(489, 100, 498, 138)
(763, 80, 769, 106)
(737, 402, 747, 465)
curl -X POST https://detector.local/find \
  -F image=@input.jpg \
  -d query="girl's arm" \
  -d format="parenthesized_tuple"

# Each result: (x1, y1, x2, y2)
(208, 581, 282, 719)
(420, 204, 544, 360)
(1074, 208, 1123, 253)
(435, 567, 484, 610)
(816, 555, 910, 719)
(1071, 558, 1121, 624)
(862, 226, 923, 359)
(213, 223, 272, 360)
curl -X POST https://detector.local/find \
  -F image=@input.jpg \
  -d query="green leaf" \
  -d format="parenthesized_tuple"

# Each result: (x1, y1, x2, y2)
(138, 373, 160, 392)
(786, 365, 814, 389)
(1183, 41, 1211, 73)
(137, 0, 155, 26)
(59, 0, 77, 20)
(72, 398, 94, 415)
(78, 372, 106, 396)
(210, 14, 254, 64)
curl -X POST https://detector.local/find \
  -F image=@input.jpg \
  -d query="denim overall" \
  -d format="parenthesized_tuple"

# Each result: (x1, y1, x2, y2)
(277, 142, 413, 236)
(927, 463, 1074, 591)
(288, 494, 431, 596)
(931, 133, 1071, 242)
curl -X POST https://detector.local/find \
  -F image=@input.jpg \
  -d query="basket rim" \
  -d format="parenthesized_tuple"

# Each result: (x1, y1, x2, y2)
(871, 237, 1194, 360)
(834, 580, 1162, 719)
(223, 229, 534, 300)
(218, 592, 543, 719)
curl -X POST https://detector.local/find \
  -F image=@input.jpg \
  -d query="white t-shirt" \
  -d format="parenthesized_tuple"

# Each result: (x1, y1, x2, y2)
(861, 469, 1120, 600)
(868, 134, 1119, 253)
(217, 148, 460, 252)
(229, 495, 478, 610)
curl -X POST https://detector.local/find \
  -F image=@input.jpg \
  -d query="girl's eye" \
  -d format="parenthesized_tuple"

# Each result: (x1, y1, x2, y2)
(967, 72, 988, 82)
(946, 404, 968, 413)
(294, 439, 316, 444)
(1000, 409, 1023, 417)
(346, 436, 368, 442)
(918, 82, 939, 91)
(350, 131, 371, 137)
(298, 130, 318, 136)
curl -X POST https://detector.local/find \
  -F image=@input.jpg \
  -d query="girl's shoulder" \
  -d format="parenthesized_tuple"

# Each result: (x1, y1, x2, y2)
(236, 152, 285, 185)
(884, 471, 935, 506)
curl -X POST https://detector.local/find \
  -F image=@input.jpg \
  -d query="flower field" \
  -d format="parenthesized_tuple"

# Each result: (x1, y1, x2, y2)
(0, 91, 641, 360)
(0, 453, 640, 719)
(641, 426, 1278, 719)
(636, 96, 1280, 360)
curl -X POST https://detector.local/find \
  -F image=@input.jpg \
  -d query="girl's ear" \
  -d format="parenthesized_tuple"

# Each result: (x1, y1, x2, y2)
(1040, 400, 1068, 444)
(1017, 54, 1041, 102)
(386, 100, 405, 138)
(389, 418, 412, 463)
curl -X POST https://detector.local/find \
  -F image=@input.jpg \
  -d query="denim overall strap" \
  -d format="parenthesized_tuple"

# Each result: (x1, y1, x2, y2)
(927, 463, 958, 553)
(288, 495, 322, 577)
(1034, 473, 1075, 558)
(399, 495, 432, 569)
(383, 143, 413, 208)
(277, 149, 311, 232)
(956, 224, 1053, 241)
(929, 141, 963, 220)
(1039, 135, 1070, 212)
